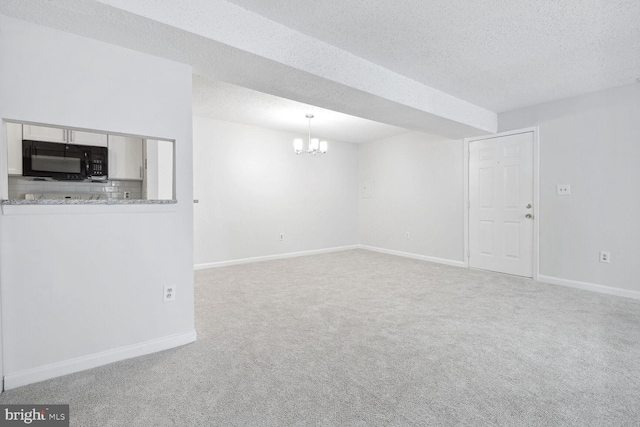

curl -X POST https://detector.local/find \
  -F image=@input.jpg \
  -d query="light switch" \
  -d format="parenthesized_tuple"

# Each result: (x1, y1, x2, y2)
(557, 184, 571, 195)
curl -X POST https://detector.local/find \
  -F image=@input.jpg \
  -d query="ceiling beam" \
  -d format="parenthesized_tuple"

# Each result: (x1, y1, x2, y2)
(1, 0, 497, 138)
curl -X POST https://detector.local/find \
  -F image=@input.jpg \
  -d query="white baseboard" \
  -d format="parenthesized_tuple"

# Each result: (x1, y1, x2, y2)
(194, 245, 359, 270)
(4, 330, 197, 391)
(538, 275, 640, 300)
(358, 245, 466, 268)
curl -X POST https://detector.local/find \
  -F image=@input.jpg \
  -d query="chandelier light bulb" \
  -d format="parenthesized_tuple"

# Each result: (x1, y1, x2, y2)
(319, 140, 328, 154)
(293, 138, 304, 154)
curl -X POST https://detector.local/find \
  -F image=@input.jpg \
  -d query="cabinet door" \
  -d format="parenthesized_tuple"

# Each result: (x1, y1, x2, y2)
(108, 135, 143, 180)
(69, 130, 108, 147)
(144, 139, 174, 200)
(23, 124, 66, 143)
(6, 122, 23, 175)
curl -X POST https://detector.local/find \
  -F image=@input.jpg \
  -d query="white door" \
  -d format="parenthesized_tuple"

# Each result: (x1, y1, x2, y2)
(469, 132, 534, 277)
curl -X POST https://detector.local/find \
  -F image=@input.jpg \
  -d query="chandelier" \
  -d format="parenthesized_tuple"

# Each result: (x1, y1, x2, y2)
(293, 114, 328, 155)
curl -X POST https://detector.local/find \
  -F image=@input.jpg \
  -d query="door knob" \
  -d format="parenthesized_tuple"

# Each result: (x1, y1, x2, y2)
(526, 204, 532, 209)
(525, 213, 532, 219)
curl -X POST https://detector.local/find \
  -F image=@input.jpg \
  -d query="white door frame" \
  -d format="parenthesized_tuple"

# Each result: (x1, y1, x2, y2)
(463, 127, 540, 280)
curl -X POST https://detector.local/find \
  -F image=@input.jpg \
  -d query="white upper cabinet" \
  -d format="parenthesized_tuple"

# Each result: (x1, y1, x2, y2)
(108, 135, 143, 180)
(23, 124, 66, 143)
(6, 122, 23, 176)
(68, 130, 108, 147)
(23, 124, 107, 147)
(144, 139, 175, 200)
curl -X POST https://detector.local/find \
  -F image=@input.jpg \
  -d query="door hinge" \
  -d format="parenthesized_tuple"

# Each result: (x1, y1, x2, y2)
(467, 200, 470, 208)
(467, 250, 470, 258)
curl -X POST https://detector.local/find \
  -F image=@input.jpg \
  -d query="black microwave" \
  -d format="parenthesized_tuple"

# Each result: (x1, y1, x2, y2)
(22, 140, 108, 181)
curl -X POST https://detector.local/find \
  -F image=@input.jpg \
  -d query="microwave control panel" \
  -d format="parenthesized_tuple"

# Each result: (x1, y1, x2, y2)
(91, 159, 105, 176)
(88, 148, 108, 178)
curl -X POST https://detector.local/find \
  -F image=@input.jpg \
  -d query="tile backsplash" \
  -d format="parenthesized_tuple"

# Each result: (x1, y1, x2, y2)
(8, 176, 143, 200)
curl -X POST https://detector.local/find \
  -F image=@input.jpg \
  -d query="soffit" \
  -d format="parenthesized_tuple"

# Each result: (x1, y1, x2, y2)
(0, 0, 496, 138)
(193, 76, 409, 144)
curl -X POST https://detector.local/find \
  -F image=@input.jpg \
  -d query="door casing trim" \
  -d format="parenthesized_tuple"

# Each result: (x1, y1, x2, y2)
(463, 127, 540, 280)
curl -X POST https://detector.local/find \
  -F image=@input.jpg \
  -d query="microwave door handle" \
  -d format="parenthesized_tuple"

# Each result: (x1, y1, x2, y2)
(85, 152, 90, 177)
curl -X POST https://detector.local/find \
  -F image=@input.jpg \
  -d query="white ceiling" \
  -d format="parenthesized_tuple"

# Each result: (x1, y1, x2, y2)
(226, 0, 640, 113)
(193, 76, 409, 143)
(1, 0, 638, 140)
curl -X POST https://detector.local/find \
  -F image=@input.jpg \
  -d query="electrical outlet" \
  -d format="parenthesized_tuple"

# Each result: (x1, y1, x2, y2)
(599, 251, 610, 263)
(557, 184, 571, 195)
(280, 233, 284, 241)
(405, 232, 410, 239)
(164, 284, 176, 302)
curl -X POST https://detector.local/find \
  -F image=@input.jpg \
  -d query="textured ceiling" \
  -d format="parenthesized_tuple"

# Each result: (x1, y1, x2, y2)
(0, 0, 637, 140)
(228, 0, 640, 112)
(0, 0, 496, 140)
(193, 76, 409, 143)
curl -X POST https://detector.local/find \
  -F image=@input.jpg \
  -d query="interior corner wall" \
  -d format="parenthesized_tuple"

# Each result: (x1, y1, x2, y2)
(499, 83, 640, 294)
(0, 15, 194, 384)
(192, 117, 359, 266)
(358, 132, 465, 263)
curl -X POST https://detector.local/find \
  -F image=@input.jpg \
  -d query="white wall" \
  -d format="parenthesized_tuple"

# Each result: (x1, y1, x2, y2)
(359, 132, 465, 263)
(0, 15, 195, 386)
(499, 83, 640, 294)
(193, 117, 359, 266)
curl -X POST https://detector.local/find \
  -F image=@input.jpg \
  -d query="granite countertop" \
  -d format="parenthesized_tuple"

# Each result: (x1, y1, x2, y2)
(1, 199, 177, 205)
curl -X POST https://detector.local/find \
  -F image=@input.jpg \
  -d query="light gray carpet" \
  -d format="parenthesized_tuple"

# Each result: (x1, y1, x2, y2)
(1, 249, 640, 426)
